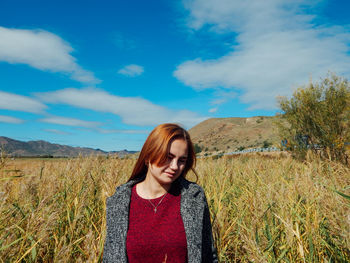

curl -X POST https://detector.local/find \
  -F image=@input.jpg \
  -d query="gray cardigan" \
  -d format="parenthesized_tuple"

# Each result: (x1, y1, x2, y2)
(103, 176, 218, 263)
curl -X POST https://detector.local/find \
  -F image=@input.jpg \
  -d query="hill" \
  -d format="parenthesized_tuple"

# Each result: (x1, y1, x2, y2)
(1, 116, 280, 156)
(189, 116, 280, 153)
(0, 136, 135, 157)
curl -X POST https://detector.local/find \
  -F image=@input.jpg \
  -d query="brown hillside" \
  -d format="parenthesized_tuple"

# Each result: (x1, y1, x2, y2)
(189, 116, 280, 153)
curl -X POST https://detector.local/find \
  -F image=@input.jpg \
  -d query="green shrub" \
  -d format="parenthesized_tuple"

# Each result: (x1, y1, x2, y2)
(276, 73, 350, 164)
(194, 143, 202, 154)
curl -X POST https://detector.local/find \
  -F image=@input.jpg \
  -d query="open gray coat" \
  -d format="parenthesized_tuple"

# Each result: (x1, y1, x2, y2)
(103, 176, 218, 263)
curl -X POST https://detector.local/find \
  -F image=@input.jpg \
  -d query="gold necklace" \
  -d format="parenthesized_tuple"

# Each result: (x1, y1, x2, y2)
(148, 193, 167, 213)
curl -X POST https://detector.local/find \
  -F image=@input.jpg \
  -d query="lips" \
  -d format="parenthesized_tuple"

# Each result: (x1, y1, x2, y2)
(164, 171, 176, 177)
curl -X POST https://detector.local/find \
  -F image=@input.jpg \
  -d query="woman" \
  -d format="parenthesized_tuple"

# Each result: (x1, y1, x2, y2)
(103, 123, 217, 263)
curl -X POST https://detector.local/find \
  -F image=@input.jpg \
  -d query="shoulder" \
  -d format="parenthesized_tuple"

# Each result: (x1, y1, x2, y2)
(178, 177, 206, 201)
(106, 180, 135, 207)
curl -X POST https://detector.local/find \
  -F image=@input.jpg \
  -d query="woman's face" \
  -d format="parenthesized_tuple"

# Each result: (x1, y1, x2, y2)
(147, 139, 188, 187)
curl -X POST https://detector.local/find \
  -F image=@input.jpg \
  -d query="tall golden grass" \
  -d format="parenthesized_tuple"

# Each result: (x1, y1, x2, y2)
(1, 154, 349, 262)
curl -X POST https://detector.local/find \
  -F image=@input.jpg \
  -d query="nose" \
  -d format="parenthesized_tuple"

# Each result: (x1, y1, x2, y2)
(169, 158, 178, 170)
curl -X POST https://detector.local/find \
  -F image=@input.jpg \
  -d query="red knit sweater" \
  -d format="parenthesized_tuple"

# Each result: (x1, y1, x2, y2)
(126, 184, 188, 263)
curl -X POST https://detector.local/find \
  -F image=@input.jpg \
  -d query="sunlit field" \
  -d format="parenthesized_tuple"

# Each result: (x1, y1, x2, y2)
(1, 154, 349, 262)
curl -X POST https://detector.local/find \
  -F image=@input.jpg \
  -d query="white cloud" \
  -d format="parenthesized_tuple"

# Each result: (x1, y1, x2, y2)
(183, 0, 319, 33)
(94, 128, 149, 134)
(209, 91, 237, 112)
(118, 64, 144, 77)
(43, 129, 72, 135)
(211, 98, 226, 105)
(0, 26, 99, 84)
(0, 91, 47, 113)
(113, 33, 137, 50)
(40, 116, 101, 128)
(210, 91, 236, 105)
(0, 115, 24, 124)
(175, 0, 350, 110)
(36, 88, 206, 127)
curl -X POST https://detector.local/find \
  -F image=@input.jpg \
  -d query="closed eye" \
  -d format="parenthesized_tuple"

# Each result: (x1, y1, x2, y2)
(168, 154, 187, 164)
(179, 158, 187, 164)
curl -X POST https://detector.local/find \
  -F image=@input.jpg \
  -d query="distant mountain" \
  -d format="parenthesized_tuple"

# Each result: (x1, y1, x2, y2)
(0, 137, 136, 157)
(189, 116, 280, 153)
(1, 116, 280, 156)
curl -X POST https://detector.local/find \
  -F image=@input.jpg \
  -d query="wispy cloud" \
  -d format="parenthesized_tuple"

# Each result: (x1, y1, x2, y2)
(0, 91, 47, 113)
(210, 91, 236, 105)
(39, 116, 101, 128)
(94, 128, 149, 134)
(36, 88, 206, 127)
(113, 32, 137, 50)
(0, 115, 24, 124)
(210, 98, 226, 105)
(118, 64, 144, 77)
(43, 129, 72, 135)
(209, 90, 236, 112)
(0, 26, 99, 84)
(208, 107, 217, 113)
(175, 0, 350, 110)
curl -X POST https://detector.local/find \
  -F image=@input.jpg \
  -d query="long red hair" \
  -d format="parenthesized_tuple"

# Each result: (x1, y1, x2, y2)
(128, 123, 196, 181)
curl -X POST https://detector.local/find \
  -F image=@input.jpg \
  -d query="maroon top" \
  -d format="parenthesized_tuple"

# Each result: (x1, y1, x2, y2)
(126, 184, 188, 263)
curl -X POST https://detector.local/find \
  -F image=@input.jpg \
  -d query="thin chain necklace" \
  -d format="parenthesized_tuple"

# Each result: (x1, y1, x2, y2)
(148, 193, 167, 213)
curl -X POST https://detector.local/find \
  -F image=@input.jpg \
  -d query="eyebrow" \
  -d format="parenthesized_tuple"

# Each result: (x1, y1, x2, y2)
(169, 153, 188, 159)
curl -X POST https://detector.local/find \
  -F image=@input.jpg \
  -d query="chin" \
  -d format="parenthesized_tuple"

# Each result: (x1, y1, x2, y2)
(161, 173, 178, 183)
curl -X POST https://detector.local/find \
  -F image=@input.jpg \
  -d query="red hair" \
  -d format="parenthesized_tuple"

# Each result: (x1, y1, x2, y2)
(129, 123, 196, 181)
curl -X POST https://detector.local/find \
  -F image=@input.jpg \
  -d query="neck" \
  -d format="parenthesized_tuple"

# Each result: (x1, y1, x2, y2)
(137, 175, 170, 199)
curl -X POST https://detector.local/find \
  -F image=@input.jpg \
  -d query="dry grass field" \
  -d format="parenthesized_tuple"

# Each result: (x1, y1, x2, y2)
(1, 154, 349, 262)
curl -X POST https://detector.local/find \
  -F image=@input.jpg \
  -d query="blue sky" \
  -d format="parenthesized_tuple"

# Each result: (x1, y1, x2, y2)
(1, 0, 350, 151)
